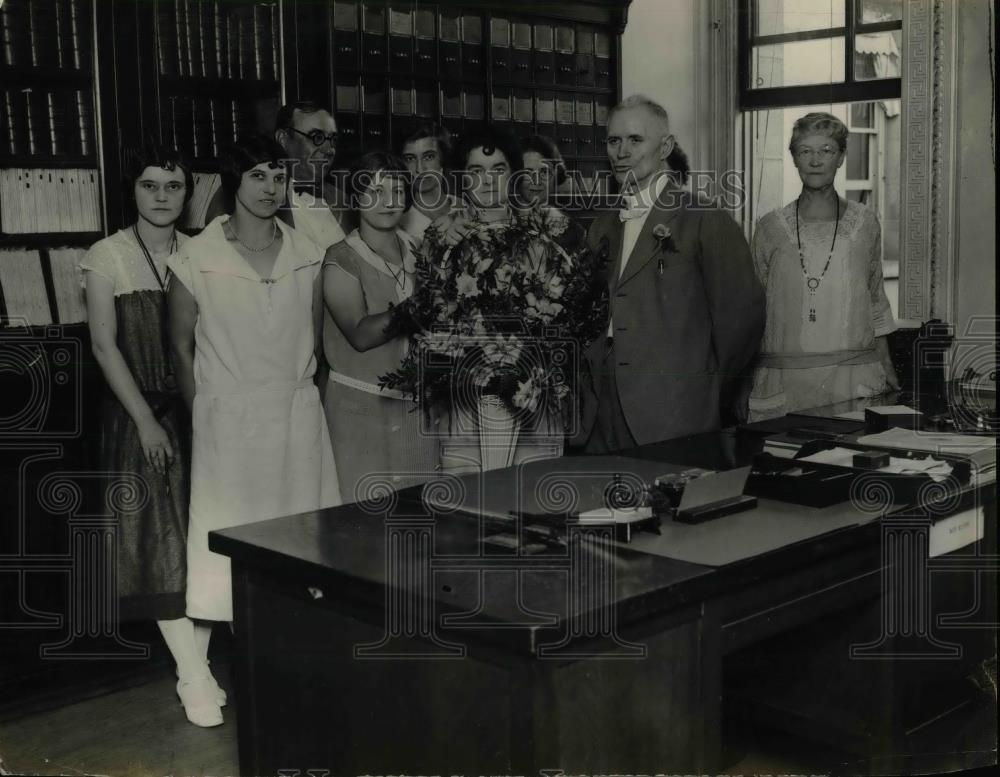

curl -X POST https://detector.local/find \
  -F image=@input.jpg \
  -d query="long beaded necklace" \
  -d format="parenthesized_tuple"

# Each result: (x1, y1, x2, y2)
(795, 196, 840, 323)
(132, 224, 177, 292)
(360, 233, 407, 293)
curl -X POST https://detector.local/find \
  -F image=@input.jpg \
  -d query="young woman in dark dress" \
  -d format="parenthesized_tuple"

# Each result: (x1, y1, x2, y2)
(82, 145, 223, 727)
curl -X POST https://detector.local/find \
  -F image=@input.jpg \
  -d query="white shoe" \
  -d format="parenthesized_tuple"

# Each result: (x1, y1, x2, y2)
(177, 666, 226, 706)
(176, 677, 224, 727)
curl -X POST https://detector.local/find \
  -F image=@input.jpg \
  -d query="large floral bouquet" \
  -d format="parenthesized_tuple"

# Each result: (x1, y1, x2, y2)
(380, 207, 609, 426)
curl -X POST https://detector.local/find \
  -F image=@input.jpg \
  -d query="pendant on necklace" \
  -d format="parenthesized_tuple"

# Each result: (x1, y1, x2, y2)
(806, 277, 820, 291)
(809, 308, 817, 322)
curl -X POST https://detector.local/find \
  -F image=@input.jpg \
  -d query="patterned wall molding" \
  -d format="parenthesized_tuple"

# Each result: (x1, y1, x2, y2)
(900, 0, 958, 322)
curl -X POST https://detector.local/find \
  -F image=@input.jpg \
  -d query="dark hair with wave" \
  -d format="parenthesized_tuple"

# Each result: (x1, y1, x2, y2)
(347, 150, 412, 211)
(123, 142, 194, 208)
(219, 134, 288, 200)
(454, 125, 524, 177)
(401, 123, 453, 168)
(520, 134, 567, 186)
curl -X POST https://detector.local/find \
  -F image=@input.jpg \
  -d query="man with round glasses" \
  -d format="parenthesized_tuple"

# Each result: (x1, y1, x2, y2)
(206, 101, 347, 251)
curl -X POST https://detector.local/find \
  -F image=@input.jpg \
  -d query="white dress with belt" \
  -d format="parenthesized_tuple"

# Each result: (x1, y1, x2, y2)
(167, 216, 341, 621)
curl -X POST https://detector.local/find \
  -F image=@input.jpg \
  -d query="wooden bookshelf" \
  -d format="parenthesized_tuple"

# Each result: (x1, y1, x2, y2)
(0, 0, 102, 247)
(286, 0, 628, 192)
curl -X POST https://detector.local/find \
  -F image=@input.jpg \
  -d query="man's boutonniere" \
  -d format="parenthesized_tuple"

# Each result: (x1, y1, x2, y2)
(652, 223, 678, 275)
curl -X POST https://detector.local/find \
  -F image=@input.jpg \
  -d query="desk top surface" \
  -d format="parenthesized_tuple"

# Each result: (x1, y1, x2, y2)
(212, 395, 995, 650)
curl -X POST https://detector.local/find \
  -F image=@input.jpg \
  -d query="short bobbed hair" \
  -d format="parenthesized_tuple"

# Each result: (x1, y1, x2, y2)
(347, 150, 412, 211)
(219, 134, 288, 200)
(123, 143, 194, 206)
(789, 112, 849, 154)
(454, 125, 524, 177)
(520, 134, 567, 186)
(401, 123, 453, 168)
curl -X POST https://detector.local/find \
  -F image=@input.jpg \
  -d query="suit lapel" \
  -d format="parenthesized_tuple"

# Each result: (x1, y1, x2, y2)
(617, 194, 686, 288)
(592, 213, 625, 297)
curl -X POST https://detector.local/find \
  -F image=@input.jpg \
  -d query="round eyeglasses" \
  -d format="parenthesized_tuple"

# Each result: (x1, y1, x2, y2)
(288, 127, 339, 147)
(793, 145, 839, 162)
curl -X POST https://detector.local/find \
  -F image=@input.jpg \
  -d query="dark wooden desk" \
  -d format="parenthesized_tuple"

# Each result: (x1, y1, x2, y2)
(213, 423, 997, 776)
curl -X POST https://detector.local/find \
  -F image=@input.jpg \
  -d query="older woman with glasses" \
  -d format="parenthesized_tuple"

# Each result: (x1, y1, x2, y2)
(748, 111, 898, 420)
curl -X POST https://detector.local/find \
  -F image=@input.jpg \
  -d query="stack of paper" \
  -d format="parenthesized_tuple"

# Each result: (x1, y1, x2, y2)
(799, 447, 955, 482)
(856, 428, 996, 474)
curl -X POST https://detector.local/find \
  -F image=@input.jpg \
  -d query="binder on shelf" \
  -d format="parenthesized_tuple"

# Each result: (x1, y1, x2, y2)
(414, 8, 434, 39)
(3, 89, 18, 155)
(252, 4, 265, 80)
(64, 169, 82, 232)
(414, 84, 435, 118)
(464, 90, 484, 121)
(336, 84, 360, 113)
(69, 0, 85, 70)
(175, 0, 189, 77)
(54, 170, 72, 232)
(0, 250, 53, 326)
(555, 24, 574, 53)
(49, 247, 88, 324)
(270, 3, 280, 80)
(191, 0, 207, 78)
(363, 4, 386, 34)
(0, 169, 15, 233)
(513, 91, 533, 123)
(212, 1, 227, 78)
(333, 1, 358, 32)
(45, 92, 58, 156)
(535, 94, 555, 124)
(461, 14, 482, 44)
(492, 94, 511, 122)
(389, 6, 412, 37)
(534, 23, 553, 51)
(491, 17, 510, 48)
(556, 95, 575, 125)
(439, 11, 459, 42)
(1, 0, 19, 67)
(158, 3, 178, 75)
(391, 85, 413, 116)
(512, 22, 531, 50)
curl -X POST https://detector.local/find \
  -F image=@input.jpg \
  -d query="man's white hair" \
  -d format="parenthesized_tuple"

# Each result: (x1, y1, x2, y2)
(609, 95, 671, 138)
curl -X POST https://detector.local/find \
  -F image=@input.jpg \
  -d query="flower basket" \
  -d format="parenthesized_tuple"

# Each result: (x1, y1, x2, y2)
(380, 207, 609, 474)
(438, 393, 564, 474)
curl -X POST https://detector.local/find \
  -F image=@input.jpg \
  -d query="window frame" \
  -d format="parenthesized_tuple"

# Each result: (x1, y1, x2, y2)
(738, 0, 902, 109)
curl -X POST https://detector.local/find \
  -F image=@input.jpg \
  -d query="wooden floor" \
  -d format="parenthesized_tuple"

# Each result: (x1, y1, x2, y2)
(0, 666, 238, 777)
(0, 663, 994, 776)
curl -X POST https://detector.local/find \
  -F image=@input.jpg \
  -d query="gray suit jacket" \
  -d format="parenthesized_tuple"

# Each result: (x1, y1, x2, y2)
(577, 190, 765, 446)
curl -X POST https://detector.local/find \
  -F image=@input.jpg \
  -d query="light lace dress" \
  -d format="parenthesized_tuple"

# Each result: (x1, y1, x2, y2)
(749, 199, 895, 420)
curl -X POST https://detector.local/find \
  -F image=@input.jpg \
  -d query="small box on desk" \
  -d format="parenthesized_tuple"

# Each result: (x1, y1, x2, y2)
(865, 406, 923, 431)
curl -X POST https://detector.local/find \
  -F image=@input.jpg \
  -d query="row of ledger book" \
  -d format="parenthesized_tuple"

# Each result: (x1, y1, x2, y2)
(0, 169, 102, 234)
(0, 248, 87, 326)
(156, 1, 280, 82)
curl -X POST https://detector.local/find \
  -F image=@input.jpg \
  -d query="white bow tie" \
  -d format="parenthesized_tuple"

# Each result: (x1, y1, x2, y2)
(618, 194, 650, 222)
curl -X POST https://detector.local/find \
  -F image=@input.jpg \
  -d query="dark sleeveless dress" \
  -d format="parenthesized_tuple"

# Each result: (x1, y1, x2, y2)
(80, 229, 190, 621)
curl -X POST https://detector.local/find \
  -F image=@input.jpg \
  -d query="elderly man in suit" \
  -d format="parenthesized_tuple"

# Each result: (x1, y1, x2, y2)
(578, 95, 765, 453)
